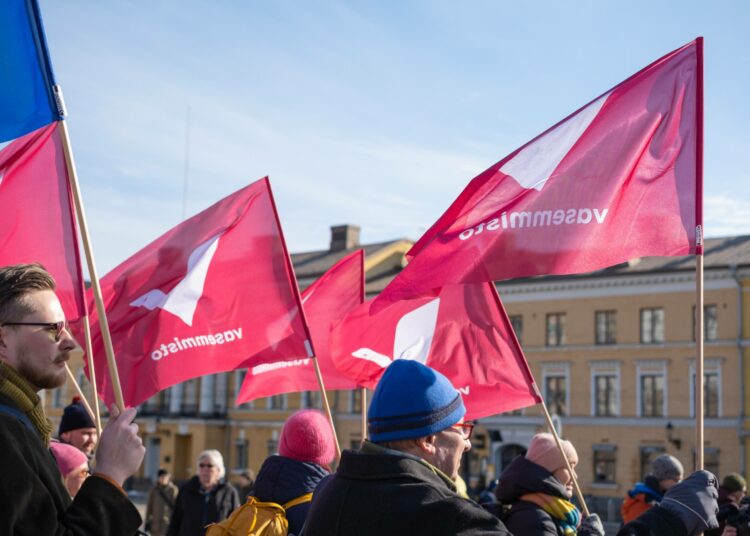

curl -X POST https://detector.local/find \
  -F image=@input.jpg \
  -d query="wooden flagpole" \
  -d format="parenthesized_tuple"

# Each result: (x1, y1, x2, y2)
(54, 87, 125, 409)
(63, 363, 100, 436)
(694, 37, 705, 471)
(82, 315, 102, 433)
(535, 384, 590, 517)
(264, 178, 341, 460)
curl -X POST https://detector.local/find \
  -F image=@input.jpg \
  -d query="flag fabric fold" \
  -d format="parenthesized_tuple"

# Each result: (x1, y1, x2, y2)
(0, 123, 85, 322)
(88, 177, 311, 407)
(330, 282, 541, 420)
(0, 0, 62, 142)
(380, 39, 701, 304)
(236, 249, 363, 404)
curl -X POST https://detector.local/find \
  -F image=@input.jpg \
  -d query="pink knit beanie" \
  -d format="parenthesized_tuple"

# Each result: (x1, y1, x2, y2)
(50, 441, 88, 477)
(279, 410, 336, 466)
(525, 433, 578, 474)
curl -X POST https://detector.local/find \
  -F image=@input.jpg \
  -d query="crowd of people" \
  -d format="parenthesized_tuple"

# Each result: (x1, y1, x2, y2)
(0, 262, 744, 535)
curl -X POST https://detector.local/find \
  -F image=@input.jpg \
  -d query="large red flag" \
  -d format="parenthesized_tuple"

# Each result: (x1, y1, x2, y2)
(88, 177, 312, 407)
(0, 123, 85, 321)
(330, 282, 541, 420)
(380, 39, 701, 304)
(236, 250, 362, 404)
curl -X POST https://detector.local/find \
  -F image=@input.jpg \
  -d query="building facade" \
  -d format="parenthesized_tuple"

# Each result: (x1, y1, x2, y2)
(44, 232, 750, 515)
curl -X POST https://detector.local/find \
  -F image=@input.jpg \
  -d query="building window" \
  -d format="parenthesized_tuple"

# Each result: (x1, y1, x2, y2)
(693, 305, 718, 341)
(267, 395, 286, 410)
(594, 375, 617, 417)
(690, 361, 722, 418)
(267, 437, 278, 456)
(233, 370, 253, 410)
(546, 313, 566, 347)
(509, 315, 523, 344)
(302, 391, 321, 409)
(350, 389, 363, 413)
(640, 308, 665, 344)
(181, 379, 199, 414)
(234, 438, 248, 470)
(640, 374, 665, 417)
(640, 446, 666, 480)
(593, 445, 617, 483)
(52, 386, 64, 408)
(595, 310, 617, 345)
(545, 376, 567, 416)
(705, 448, 720, 478)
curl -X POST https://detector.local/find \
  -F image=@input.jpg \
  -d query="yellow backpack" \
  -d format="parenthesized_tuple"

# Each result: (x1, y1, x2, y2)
(205, 493, 313, 536)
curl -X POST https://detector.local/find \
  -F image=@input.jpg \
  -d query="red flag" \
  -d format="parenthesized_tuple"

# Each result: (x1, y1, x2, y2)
(0, 123, 85, 321)
(236, 250, 363, 404)
(88, 178, 311, 407)
(330, 282, 541, 420)
(380, 39, 702, 304)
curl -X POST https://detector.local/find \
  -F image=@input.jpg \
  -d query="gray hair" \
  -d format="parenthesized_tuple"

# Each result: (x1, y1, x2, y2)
(197, 449, 225, 479)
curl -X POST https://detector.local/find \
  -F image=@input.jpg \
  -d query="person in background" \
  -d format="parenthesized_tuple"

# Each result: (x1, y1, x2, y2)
(58, 396, 98, 458)
(251, 409, 335, 535)
(233, 470, 255, 503)
(145, 468, 178, 536)
(621, 454, 684, 523)
(706, 473, 747, 536)
(167, 450, 239, 536)
(617, 470, 720, 536)
(494, 432, 604, 535)
(50, 440, 89, 498)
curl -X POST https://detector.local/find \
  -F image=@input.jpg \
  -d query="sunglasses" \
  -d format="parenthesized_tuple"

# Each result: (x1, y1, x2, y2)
(450, 422, 475, 440)
(1, 320, 68, 342)
(199, 463, 215, 469)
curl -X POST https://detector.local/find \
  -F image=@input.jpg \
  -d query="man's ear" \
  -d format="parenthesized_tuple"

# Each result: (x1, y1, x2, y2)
(60, 431, 70, 442)
(415, 434, 438, 456)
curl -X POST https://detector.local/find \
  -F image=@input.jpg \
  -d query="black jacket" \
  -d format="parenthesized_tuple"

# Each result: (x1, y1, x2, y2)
(0, 395, 141, 535)
(166, 475, 239, 536)
(494, 455, 571, 536)
(251, 455, 328, 536)
(303, 441, 511, 536)
(617, 506, 688, 536)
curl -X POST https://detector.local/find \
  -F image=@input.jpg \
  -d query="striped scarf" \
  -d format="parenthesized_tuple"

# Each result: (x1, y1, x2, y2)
(520, 492, 581, 535)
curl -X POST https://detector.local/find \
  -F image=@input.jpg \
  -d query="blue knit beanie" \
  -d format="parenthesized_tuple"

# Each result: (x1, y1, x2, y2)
(368, 360, 466, 442)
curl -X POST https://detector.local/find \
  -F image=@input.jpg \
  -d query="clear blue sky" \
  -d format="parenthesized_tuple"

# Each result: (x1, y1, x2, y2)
(40, 1, 749, 273)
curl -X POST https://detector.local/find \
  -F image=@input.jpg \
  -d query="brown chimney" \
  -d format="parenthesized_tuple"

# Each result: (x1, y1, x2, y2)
(330, 224, 360, 251)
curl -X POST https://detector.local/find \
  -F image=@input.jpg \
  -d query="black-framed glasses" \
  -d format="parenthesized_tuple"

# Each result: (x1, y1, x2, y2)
(199, 463, 215, 469)
(1, 320, 68, 342)
(450, 422, 475, 440)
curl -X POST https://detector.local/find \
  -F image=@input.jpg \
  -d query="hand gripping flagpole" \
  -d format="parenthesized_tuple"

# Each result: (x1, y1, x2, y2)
(265, 178, 341, 460)
(54, 86, 126, 410)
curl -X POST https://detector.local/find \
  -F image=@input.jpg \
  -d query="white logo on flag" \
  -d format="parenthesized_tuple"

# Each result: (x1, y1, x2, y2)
(130, 233, 222, 326)
(500, 93, 609, 191)
(352, 298, 440, 368)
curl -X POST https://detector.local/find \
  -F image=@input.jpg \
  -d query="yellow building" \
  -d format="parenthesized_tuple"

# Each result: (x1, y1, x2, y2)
(45, 230, 750, 517)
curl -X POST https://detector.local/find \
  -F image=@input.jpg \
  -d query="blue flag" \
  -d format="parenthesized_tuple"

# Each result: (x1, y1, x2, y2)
(0, 0, 62, 142)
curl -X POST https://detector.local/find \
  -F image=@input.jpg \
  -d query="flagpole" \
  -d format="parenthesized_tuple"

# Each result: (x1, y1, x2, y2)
(82, 315, 103, 433)
(359, 251, 367, 444)
(55, 112, 126, 410)
(263, 177, 341, 460)
(64, 363, 99, 435)
(360, 388, 367, 444)
(535, 384, 590, 517)
(694, 37, 705, 471)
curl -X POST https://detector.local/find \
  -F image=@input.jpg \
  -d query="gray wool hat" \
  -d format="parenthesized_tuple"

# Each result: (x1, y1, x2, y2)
(660, 470, 719, 535)
(651, 454, 684, 482)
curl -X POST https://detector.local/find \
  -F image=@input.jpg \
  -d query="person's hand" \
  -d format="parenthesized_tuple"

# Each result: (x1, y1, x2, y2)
(94, 405, 145, 486)
(578, 513, 605, 536)
(722, 525, 738, 536)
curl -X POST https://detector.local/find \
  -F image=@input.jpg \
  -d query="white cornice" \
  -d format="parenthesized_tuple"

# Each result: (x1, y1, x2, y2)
(497, 269, 738, 302)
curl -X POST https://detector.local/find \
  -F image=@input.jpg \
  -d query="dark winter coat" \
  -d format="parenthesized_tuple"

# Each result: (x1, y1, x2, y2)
(617, 506, 688, 536)
(494, 455, 571, 536)
(166, 475, 240, 536)
(302, 441, 511, 536)
(0, 394, 142, 535)
(251, 455, 328, 536)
